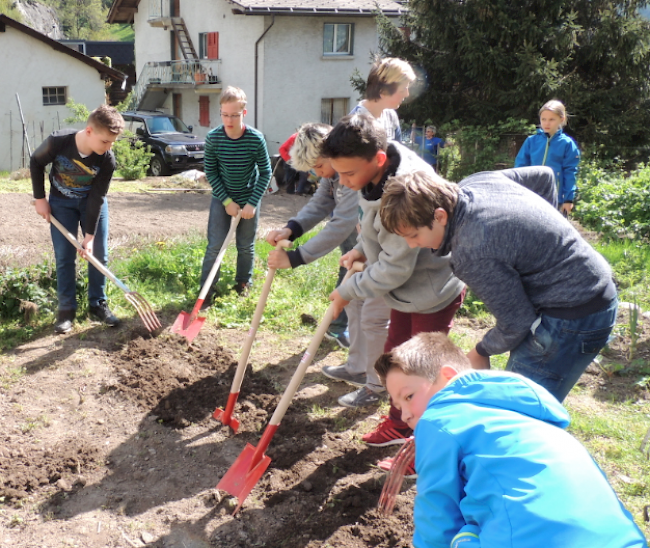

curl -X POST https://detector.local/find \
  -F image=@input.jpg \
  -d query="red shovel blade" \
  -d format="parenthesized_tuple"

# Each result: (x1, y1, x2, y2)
(216, 424, 278, 513)
(217, 442, 271, 514)
(170, 311, 205, 343)
(213, 392, 241, 433)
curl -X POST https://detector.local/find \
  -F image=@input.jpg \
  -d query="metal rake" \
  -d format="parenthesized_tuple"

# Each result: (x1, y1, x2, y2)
(378, 437, 416, 516)
(47, 211, 162, 332)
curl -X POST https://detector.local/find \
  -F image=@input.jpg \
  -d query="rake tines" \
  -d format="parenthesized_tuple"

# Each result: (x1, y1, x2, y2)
(378, 438, 416, 516)
(125, 292, 162, 332)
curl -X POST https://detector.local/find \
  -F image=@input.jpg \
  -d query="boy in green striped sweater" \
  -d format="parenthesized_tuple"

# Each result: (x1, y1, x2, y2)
(200, 86, 272, 303)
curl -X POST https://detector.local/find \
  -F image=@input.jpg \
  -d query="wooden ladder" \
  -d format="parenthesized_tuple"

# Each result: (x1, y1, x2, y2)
(171, 18, 198, 60)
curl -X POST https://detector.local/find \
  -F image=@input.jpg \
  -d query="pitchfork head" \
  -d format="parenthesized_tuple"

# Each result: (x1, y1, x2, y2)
(125, 292, 162, 332)
(378, 437, 416, 516)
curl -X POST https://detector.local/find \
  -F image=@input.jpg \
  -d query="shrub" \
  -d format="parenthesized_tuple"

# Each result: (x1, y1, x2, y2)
(113, 130, 153, 180)
(575, 163, 650, 242)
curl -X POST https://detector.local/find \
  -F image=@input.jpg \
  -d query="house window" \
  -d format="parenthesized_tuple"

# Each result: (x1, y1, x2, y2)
(323, 23, 353, 55)
(199, 96, 210, 127)
(199, 32, 219, 59)
(43, 87, 66, 106)
(321, 98, 349, 125)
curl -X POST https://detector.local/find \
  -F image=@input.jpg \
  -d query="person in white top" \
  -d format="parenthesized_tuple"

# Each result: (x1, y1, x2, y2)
(349, 57, 416, 142)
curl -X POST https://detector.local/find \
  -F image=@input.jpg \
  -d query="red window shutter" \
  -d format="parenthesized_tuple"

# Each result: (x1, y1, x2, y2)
(199, 96, 210, 127)
(207, 32, 219, 59)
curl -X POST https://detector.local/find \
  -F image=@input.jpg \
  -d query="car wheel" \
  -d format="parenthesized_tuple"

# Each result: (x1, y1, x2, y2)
(149, 153, 171, 176)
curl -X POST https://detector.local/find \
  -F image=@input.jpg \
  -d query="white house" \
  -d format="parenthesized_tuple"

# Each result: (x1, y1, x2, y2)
(107, 0, 406, 154)
(0, 15, 126, 172)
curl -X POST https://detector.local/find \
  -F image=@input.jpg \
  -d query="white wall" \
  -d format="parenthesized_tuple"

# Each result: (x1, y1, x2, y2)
(260, 15, 383, 155)
(0, 26, 108, 172)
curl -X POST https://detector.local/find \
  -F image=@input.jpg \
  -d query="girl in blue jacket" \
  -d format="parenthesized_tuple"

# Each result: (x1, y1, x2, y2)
(515, 100, 580, 215)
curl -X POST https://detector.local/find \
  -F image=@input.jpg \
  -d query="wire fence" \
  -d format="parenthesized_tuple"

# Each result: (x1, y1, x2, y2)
(2, 109, 77, 172)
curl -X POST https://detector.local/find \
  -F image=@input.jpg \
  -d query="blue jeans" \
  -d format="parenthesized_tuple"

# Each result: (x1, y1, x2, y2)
(200, 198, 260, 288)
(49, 194, 109, 311)
(507, 297, 618, 402)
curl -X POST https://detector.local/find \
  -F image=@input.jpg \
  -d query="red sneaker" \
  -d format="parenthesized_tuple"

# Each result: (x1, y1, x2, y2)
(378, 456, 417, 479)
(361, 416, 412, 447)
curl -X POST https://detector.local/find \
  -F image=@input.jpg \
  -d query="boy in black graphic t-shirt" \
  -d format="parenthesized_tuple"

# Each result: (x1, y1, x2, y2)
(31, 105, 125, 333)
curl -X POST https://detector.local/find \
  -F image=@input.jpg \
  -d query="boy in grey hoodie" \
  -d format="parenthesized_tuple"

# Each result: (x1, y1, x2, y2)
(321, 113, 465, 450)
(266, 123, 391, 408)
(379, 168, 617, 402)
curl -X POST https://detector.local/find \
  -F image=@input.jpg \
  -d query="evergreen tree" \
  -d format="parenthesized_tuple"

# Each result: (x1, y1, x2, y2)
(379, 0, 650, 157)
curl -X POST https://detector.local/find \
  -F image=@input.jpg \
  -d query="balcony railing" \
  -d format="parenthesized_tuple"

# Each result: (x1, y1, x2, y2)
(148, 0, 170, 20)
(128, 60, 221, 110)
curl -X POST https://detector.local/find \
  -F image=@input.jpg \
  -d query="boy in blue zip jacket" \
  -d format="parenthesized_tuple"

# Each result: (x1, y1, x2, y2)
(376, 332, 648, 548)
(515, 99, 580, 215)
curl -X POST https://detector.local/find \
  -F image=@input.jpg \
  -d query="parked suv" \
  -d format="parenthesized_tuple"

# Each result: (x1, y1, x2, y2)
(122, 111, 205, 176)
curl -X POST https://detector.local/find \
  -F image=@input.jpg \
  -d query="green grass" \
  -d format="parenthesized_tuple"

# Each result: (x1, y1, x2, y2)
(0, 175, 151, 194)
(594, 239, 650, 308)
(566, 393, 650, 531)
(105, 228, 339, 331)
(107, 23, 135, 42)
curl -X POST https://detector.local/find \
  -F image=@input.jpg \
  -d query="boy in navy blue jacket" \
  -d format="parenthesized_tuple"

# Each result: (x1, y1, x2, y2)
(376, 332, 647, 548)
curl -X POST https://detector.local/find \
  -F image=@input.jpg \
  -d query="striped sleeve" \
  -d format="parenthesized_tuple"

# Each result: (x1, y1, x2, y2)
(204, 128, 228, 203)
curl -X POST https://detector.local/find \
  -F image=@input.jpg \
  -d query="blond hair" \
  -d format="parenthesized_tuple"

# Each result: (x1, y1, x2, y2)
(366, 57, 416, 100)
(289, 123, 332, 172)
(87, 104, 124, 135)
(374, 332, 471, 386)
(380, 171, 459, 234)
(220, 86, 247, 108)
(539, 100, 567, 127)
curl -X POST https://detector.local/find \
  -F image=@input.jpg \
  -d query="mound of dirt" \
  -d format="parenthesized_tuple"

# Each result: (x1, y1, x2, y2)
(0, 438, 101, 500)
(107, 334, 280, 432)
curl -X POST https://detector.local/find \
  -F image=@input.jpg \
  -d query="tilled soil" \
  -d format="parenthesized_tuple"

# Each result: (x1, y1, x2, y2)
(0, 318, 417, 548)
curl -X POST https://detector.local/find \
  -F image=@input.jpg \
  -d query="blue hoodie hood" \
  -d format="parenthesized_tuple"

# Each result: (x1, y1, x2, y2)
(411, 370, 647, 548)
(430, 369, 570, 429)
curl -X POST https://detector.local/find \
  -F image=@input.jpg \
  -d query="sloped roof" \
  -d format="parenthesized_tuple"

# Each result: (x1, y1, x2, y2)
(0, 15, 126, 82)
(227, 0, 406, 15)
(109, 0, 405, 23)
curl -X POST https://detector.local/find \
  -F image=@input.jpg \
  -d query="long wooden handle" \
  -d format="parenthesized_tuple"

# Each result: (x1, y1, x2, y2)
(198, 212, 242, 301)
(229, 239, 292, 392)
(268, 261, 364, 426)
(47, 212, 132, 294)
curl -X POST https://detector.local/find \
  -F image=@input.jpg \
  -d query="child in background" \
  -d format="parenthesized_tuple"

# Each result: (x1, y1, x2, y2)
(31, 104, 125, 334)
(410, 124, 444, 172)
(376, 332, 647, 548)
(515, 99, 580, 215)
(349, 57, 416, 142)
(322, 113, 465, 443)
(200, 86, 271, 304)
(278, 133, 311, 195)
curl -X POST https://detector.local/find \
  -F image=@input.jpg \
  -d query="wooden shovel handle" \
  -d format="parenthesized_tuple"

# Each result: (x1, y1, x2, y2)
(268, 261, 364, 426)
(198, 212, 242, 301)
(230, 239, 292, 391)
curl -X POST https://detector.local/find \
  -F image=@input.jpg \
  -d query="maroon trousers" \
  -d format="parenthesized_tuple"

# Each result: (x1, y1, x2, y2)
(384, 288, 466, 430)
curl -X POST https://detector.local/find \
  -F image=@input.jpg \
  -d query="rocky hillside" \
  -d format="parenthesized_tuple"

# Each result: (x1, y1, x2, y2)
(14, 0, 65, 39)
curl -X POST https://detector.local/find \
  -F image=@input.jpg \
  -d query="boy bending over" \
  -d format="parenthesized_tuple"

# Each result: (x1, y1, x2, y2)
(380, 168, 617, 402)
(321, 114, 465, 442)
(376, 332, 647, 548)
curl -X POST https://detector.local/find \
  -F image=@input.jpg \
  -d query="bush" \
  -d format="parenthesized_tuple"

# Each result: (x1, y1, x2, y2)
(113, 130, 153, 180)
(575, 163, 650, 242)
(0, 263, 57, 320)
